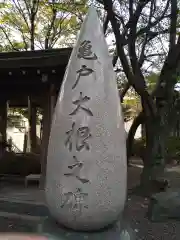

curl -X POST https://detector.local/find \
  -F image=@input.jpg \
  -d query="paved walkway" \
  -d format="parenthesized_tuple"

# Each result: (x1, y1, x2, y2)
(0, 162, 180, 238)
(0, 186, 47, 233)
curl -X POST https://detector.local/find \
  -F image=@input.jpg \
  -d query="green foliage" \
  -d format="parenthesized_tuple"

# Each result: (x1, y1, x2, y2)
(122, 88, 142, 121)
(7, 107, 42, 127)
(0, 0, 89, 51)
(146, 73, 159, 93)
(166, 136, 180, 160)
(131, 138, 146, 158)
(132, 136, 180, 162)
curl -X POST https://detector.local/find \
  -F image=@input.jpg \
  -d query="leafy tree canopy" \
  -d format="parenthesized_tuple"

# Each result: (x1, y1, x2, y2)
(0, 0, 89, 51)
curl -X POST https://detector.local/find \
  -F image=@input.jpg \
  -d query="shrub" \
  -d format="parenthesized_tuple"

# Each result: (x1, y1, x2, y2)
(131, 138, 145, 158)
(132, 136, 180, 163)
(166, 136, 180, 160)
(0, 152, 41, 176)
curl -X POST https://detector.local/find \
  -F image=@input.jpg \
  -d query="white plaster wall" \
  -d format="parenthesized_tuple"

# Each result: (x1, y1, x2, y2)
(6, 124, 41, 152)
(6, 120, 140, 152)
(124, 120, 142, 139)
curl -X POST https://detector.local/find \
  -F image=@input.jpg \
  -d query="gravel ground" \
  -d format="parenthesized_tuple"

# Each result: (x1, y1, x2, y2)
(0, 196, 179, 239)
(125, 195, 180, 240)
(126, 161, 180, 240)
(0, 217, 36, 232)
(0, 200, 49, 216)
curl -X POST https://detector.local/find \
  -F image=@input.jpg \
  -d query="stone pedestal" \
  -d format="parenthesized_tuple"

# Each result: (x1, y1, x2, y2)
(0, 200, 135, 239)
(38, 217, 135, 240)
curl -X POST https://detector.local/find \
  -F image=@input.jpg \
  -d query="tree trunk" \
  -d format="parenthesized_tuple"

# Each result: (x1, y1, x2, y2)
(127, 112, 144, 162)
(140, 98, 171, 193)
(127, 98, 172, 193)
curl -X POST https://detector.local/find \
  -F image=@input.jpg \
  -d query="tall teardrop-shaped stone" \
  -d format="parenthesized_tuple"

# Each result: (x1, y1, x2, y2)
(45, 7, 127, 231)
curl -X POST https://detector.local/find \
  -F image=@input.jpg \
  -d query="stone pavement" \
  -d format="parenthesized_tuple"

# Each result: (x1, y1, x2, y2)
(1, 162, 180, 239)
(0, 186, 45, 204)
(0, 185, 135, 239)
(0, 186, 47, 232)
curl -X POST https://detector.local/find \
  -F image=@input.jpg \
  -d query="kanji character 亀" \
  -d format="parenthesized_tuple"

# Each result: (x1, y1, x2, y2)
(69, 92, 93, 116)
(77, 40, 97, 60)
(72, 65, 94, 89)
(64, 156, 90, 184)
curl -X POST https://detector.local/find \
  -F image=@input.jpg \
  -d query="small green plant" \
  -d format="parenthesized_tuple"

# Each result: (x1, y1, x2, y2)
(132, 138, 146, 158)
(166, 136, 180, 161)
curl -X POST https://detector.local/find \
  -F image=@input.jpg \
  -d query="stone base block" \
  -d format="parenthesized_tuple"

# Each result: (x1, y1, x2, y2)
(37, 217, 135, 240)
(147, 189, 180, 222)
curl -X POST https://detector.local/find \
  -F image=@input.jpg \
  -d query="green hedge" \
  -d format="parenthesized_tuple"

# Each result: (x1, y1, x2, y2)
(0, 152, 41, 176)
(132, 136, 180, 161)
(166, 136, 180, 160)
(132, 138, 146, 158)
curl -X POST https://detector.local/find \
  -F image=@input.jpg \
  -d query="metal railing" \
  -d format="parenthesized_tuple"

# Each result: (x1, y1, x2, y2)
(7, 138, 21, 153)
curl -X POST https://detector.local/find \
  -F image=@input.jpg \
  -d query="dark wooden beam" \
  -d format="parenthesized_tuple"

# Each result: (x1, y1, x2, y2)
(0, 69, 65, 85)
(0, 48, 71, 70)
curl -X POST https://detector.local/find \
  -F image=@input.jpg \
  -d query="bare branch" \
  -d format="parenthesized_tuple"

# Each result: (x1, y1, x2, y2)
(128, 0, 133, 18)
(103, 0, 133, 84)
(128, 0, 150, 75)
(2, 14, 29, 50)
(22, 0, 31, 17)
(120, 82, 130, 102)
(112, 54, 118, 67)
(31, 0, 39, 16)
(154, 35, 180, 97)
(0, 27, 19, 51)
(146, 53, 165, 58)
(29, 0, 40, 50)
(49, 13, 72, 48)
(122, 0, 151, 37)
(12, 0, 30, 32)
(103, 0, 156, 116)
(136, 0, 171, 37)
(45, 2, 57, 49)
(139, 0, 155, 66)
(103, 14, 109, 34)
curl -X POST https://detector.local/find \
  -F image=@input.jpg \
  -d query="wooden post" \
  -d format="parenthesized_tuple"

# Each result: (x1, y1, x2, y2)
(28, 96, 37, 153)
(0, 99, 7, 158)
(23, 130, 28, 153)
(0, 99, 7, 155)
(40, 83, 56, 189)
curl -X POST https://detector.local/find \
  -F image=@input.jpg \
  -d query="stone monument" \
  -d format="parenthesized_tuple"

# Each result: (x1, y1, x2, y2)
(45, 7, 132, 238)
